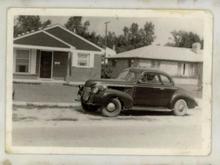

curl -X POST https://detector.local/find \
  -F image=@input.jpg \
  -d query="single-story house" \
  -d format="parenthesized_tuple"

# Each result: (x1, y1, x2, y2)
(107, 44, 203, 86)
(13, 24, 104, 82)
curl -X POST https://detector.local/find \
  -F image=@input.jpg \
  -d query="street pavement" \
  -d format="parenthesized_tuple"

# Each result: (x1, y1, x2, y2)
(12, 105, 203, 150)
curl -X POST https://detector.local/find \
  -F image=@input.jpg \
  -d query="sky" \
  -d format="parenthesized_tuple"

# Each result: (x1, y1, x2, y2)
(41, 16, 204, 45)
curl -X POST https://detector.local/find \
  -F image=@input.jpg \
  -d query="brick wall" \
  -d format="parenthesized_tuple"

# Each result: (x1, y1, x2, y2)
(69, 54, 102, 82)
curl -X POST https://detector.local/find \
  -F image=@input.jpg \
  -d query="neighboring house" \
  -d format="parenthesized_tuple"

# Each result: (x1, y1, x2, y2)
(105, 47, 116, 58)
(101, 47, 116, 64)
(107, 44, 203, 86)
(13, 24, 104, 82)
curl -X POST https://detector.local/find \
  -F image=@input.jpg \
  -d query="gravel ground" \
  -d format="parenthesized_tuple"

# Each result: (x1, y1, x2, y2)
(13, 105, 201, 124)
(12, 105, 204, 151)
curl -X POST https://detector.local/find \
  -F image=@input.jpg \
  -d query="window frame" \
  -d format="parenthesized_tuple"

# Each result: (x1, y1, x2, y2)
(15, 48, 31, 74)
(159, 73, 174, 86)
(139, 72, 162, 85)
(76, 52, 91, 68)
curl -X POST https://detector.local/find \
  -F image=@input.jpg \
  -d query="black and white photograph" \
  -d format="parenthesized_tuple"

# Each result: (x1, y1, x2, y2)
(6, 8, 212, 155)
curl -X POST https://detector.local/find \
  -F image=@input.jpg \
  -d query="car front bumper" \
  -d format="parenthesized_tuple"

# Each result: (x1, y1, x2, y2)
(80, 86, 104, 106)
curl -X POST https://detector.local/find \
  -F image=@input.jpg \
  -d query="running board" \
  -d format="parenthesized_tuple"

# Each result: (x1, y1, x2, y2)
(129, 106, 172, 112)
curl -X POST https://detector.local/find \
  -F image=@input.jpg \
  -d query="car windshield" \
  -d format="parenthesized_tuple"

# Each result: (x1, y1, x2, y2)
(117, 70, 139, 81)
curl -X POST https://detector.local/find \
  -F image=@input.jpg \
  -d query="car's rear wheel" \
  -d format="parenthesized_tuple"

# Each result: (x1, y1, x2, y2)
(101, 98, 122, 117)
(81, 102, 98, 112)
(173, 99, 188, 116)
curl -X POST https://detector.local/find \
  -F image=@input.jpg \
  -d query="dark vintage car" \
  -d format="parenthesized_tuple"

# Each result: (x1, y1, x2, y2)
(78, 67, 198, 117)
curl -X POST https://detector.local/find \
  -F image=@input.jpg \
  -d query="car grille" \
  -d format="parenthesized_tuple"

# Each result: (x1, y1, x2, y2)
(82, 87, 91, 101)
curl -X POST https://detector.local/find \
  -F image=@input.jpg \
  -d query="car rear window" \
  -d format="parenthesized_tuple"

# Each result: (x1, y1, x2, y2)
(160, 74, 172, 85)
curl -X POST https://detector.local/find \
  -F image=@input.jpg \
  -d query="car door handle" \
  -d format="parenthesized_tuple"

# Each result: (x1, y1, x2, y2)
(159, 87, 165, 90)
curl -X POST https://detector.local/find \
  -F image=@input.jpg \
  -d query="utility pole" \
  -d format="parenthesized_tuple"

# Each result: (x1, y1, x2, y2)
(104, 21, 110, 77)
(104, 21, 110, 64)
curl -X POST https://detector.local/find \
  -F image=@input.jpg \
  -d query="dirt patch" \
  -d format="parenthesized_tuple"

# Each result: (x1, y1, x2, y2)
(49, 118, 78, 121)
(13, 114, 38, 122)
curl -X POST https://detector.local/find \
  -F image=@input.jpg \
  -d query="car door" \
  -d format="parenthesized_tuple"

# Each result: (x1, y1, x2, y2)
(133, 72, 164, 107)
(157, 73, 177, 107)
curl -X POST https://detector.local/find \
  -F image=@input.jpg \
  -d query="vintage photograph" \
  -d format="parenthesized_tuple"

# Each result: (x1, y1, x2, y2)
(6, 9, 212, 155)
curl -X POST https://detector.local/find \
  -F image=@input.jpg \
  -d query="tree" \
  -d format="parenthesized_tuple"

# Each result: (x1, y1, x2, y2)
(115, 21, 156, 53)
(166, 30, 203, 49)
(143, 22, 155, 45)
(65, 16, 90, 37)
(14, 16, 51, 37)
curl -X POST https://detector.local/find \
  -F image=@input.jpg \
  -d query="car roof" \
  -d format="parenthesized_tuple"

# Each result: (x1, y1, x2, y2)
(125, 67, 170, 75)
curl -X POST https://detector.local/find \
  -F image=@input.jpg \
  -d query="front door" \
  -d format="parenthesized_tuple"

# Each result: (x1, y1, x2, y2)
(40, 51, 52, 78)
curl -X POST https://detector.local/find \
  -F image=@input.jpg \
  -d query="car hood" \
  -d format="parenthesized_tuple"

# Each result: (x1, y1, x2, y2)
(84, 78, 135, 87)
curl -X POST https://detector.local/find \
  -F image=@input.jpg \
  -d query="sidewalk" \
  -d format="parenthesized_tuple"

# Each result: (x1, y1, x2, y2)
(13, 101, 81, 108)
(13, 79, 84, 86)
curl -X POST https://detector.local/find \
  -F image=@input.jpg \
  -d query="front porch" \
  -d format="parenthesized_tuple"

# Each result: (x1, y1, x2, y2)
(13, 48, 72, 81)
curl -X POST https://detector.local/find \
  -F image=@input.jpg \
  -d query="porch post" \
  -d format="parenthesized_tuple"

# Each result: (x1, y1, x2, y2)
(65, 51, 71, 82)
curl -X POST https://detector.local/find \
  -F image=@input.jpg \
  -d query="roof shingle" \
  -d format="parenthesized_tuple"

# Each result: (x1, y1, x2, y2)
(108, 45, 203, 62)
(14, 31, 70, 48)
(46, 26, 102, 51)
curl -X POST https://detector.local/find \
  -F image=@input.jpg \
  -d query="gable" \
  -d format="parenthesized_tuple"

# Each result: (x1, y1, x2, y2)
(46, 26, 102, 52)
(14, 32, 70, 48)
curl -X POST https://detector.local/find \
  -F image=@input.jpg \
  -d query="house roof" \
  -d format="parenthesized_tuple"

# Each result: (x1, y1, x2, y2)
(108, 45, 203, 62)
(14, 31, 71, 48)
(14, 25, 103, 52)
(45, 26, 102, 51)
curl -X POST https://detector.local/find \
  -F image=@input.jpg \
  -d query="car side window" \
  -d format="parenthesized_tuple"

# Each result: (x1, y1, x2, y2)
(140, 72, 161, 84)
(160, 74, 172, 86)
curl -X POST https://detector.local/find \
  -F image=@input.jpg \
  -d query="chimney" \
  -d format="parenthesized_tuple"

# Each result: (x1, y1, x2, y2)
(192, 42, 201, 54)
(112, 45, 116, 51)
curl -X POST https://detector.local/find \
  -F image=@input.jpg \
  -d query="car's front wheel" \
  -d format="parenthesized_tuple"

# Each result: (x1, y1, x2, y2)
(173, 99, 188, 116)
(101, 98, 122, 117)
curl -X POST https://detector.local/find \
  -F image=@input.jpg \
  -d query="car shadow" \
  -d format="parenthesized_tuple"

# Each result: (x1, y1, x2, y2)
(121, 110, 173, 116)
(74, 106, 101, 116)
(74, 106, 173, 117)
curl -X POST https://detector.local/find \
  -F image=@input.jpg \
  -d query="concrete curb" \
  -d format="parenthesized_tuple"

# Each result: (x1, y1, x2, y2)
(13, 101, 81, 108)
(13, 79, 85, 87)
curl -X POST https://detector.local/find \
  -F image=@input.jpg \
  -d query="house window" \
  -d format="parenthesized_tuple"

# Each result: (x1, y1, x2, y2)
(151, 60, 160, 68)
(112, 60, 116, 67)
(16, 49, 30, 73)
(183, 63, 186, 75)
(77, 53, 90, 67)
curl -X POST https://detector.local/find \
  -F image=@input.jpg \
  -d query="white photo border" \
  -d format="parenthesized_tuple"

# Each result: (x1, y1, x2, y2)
(6, 8, 213, 155)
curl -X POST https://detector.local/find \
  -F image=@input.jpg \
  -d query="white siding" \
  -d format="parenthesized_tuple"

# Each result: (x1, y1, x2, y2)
(89, 53, 94, 67)
(159, 61, 178, 76)
(30, 49, 37, 74)
(138, 59, 151, 68)
(71, 51, 77, 67)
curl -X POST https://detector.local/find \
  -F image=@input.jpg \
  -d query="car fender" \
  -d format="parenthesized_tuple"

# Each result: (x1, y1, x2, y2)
(100, 88, 133, 109)
(169, 90, 198, 109)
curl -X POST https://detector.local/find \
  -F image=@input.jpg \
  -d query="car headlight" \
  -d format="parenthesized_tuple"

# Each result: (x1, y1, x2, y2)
(92, 85, 107, 94)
